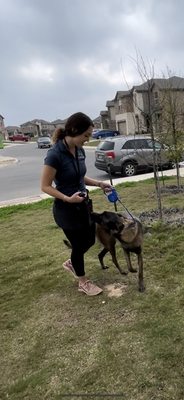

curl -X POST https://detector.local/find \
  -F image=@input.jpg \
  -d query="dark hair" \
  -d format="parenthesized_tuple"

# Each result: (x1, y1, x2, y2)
(52, 112, 94, 143)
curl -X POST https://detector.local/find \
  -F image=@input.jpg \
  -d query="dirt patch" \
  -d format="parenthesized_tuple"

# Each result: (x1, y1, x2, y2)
(104, 283, 128, 298)
(138, 184, 184, 226)
(139, 207, 184, 226)
(160, 184, 184, 194)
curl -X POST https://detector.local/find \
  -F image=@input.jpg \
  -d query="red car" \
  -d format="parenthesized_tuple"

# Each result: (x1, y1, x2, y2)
(9, 134, 29, 142)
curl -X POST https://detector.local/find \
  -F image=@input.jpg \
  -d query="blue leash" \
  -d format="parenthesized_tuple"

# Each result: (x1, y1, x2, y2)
(105, 188, 135, 221)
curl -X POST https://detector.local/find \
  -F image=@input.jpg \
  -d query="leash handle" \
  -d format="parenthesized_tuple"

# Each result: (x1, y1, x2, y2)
(105, 188, 135, 221)
(105, 187, 119, 203)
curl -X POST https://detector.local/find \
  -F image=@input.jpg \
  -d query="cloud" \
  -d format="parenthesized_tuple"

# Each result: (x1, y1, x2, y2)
(0, 0, 184, 125)
(19, 61, 55, 82)
(78, 60, 122, 85)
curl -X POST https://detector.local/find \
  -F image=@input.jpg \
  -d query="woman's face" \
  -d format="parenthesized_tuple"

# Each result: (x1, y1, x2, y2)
(74, 126, 93, 147)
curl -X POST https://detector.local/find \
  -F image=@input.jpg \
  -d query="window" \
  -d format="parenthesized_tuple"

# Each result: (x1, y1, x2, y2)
(98, 141, 115, 151)
(154, 91, 159, 106)
(122, 140, 135, 149)
(146, 139, 162, 150)
(122, 139, 148, 150)
(118, 99, 122, 112)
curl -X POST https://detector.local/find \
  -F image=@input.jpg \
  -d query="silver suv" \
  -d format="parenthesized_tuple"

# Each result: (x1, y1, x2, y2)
(95, 135, 172, 177)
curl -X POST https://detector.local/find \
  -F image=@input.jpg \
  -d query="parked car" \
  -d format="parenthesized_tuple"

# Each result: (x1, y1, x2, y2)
(92, 129, 120, 139)
(9, 134, 29, 142)
(95, 135, 173, 177)
(37, 136, 52, 148)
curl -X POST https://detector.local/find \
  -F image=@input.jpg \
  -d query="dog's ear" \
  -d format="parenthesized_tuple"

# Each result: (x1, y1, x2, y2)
(101, 211, 122, 232)
(101, 211, 115, 223)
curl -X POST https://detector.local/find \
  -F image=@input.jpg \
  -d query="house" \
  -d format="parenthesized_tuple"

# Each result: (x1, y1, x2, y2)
(51, 119, 67, 130)
(6, 126, 22, 137)
(21, 119, 55, 137)
(92, 116, 102, 129)
(100, 100, 116, 130)
(103, 76, 184, 136)
(0, 114, 8, 139)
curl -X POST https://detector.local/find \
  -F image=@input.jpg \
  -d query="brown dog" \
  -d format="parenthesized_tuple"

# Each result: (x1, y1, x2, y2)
(91, 211, 145, 292)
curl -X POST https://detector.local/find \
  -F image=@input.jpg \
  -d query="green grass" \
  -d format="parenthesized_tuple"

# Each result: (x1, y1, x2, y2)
(0, 135, 4, 148)
(1, 177, 184, 399)
(86, 139, 100, 146)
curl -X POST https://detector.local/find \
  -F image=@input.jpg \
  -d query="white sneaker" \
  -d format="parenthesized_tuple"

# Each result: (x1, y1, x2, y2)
(78, 280, 103, 296)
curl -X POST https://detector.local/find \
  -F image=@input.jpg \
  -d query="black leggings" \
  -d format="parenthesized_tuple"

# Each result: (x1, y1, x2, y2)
(63, 224, 96, 277)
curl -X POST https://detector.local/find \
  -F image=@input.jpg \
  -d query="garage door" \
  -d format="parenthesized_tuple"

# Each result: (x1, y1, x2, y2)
(117, 120, 126, 135)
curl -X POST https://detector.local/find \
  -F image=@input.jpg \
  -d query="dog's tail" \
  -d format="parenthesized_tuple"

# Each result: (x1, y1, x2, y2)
(63, 239, 72, 249)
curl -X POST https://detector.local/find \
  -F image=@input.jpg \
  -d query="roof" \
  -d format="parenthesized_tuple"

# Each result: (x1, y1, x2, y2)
(114, 90, 131, 101)
(20, 121, 35, 126)
(100, 110, 108, 116)
(21, 119, 52, 127)
(6, 126, 21, 130)
(30, 119, 51, 124)
(93, 115, 101, 123)
(106, 100, 115, 107)
(51, 119, 67, 124)
(134, 76, 184, 92)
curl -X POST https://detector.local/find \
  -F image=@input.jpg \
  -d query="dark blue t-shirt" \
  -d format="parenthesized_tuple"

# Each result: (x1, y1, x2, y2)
(44, 140, 86, 196)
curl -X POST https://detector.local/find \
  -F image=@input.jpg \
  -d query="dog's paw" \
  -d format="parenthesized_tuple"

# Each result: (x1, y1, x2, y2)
(120, 270, 128, 275)
(102, 266, 109, 270)
(139, 284, 145, 292)
(129, 268, 137, 273)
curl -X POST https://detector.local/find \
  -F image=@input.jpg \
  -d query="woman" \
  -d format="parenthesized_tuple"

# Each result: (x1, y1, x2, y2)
(41, 112, 112, 296)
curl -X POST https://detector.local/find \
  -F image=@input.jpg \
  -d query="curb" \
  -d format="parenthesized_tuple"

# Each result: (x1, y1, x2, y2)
(0, 156, 18, 166)
(0, 193, 51, 208)
(0, 145, 95, 167)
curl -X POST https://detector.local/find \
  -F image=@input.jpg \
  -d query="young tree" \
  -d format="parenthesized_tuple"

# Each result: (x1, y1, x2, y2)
(159, 72, 184, 188)
(129, 52, 163, 219)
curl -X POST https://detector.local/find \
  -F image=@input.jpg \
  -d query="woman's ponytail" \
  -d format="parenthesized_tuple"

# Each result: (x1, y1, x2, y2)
(52, 128, 65, 144)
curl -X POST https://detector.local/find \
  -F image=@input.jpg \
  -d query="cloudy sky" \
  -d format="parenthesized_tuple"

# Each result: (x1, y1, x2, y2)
(0, 0, 184, 126)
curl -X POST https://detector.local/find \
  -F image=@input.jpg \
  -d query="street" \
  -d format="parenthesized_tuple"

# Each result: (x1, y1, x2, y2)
(0, 142, 112, 202)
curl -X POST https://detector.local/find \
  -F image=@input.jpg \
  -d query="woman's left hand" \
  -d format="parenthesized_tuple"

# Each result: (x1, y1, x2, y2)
(98, 181, 113, 192)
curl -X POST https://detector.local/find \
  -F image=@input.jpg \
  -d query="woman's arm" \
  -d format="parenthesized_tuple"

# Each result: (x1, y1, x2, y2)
(41, 165, 85, 203)
(41, 165, 68, 201)
(84, 176, 112, 191)
(84, 176, 102, 187)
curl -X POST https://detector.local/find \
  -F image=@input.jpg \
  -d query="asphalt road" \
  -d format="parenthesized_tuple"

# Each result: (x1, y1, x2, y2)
(0, 142, 112, 202)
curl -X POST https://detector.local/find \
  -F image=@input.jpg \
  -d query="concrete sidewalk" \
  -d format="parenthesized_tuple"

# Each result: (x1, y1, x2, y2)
(0, 166, 183, 208)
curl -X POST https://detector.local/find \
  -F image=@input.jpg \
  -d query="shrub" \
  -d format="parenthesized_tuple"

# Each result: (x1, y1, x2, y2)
(0, 134, 4, 149)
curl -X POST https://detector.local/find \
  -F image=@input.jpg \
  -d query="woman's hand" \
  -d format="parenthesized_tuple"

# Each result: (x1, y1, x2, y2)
(98, 181, 113, 193)
(66, 191, 87, 204)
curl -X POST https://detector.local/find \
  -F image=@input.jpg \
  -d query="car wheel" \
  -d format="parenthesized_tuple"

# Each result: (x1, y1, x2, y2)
(122, 162, 137, 177)
(170, 162, 176, 169)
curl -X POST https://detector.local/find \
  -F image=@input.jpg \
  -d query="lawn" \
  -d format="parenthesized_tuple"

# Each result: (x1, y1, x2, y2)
(1, 177, 184, 400)
(86, 139, 100, 147)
